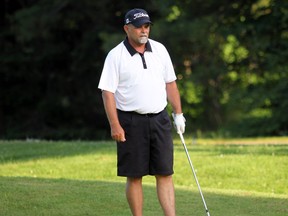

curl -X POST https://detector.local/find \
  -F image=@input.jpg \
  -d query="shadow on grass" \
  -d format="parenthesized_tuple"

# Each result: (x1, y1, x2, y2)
(0, 176, 287, 216)
(0, 140, 116, 163)
(174, 143, 288, 156)
(1, 141, 287, 165)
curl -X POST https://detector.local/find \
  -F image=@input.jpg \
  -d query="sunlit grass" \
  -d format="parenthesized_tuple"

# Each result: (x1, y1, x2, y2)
(0, 139, 287, 215)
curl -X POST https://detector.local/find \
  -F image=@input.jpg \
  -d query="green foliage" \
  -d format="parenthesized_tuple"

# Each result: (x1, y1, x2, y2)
(154, 0, 288, 136)
(1, 0, 158, 139)
(1, 0, 287, 139)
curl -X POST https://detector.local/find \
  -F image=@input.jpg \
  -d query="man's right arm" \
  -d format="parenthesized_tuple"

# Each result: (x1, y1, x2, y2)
(102, 90, 126, 142)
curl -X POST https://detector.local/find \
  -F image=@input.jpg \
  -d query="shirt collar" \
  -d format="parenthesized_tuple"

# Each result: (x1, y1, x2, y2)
(123, 37, 152, 56)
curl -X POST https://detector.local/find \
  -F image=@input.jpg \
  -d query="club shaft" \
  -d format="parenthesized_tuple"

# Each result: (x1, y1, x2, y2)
(179, 133, 211, 216)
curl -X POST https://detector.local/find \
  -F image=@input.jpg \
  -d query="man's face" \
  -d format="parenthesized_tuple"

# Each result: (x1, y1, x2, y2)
(124, 23, 150, 45)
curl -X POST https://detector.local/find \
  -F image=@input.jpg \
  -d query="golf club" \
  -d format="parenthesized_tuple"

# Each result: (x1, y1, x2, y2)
(178, 132, 211, 216)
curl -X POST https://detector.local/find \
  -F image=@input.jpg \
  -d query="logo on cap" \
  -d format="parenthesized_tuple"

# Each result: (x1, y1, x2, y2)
(124, 8, 152, 27)
(133, 12, 149, 20)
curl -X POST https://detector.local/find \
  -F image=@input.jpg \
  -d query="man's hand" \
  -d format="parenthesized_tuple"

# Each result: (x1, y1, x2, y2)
(111, 123, 126, 142)
(102, 90, 126, 142)
(172, 113, 186, 134)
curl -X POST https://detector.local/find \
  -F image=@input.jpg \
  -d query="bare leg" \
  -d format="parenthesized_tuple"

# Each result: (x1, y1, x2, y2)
(126, 177, 143, 216)
(156, 175, 176, 216)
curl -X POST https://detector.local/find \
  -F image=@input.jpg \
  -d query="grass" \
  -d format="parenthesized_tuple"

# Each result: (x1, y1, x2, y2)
(0, 138, 288, 215)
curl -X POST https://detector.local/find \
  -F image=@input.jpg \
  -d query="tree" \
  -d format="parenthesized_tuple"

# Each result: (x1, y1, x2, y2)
(151, 0, 288, 136)
(0, 0, 157, 139)
(1, 0, 287, 139)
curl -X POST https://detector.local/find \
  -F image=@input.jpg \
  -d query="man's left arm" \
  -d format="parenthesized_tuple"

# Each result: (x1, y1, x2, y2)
(166, 81, 186, 134)
(166, 81, 182, 114)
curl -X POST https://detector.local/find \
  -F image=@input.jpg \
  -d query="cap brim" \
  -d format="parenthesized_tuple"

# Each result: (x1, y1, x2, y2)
(132, 19, 152, 28)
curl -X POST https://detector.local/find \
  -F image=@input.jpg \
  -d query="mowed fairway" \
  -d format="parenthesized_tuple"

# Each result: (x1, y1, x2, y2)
(0, 138, 287, 216)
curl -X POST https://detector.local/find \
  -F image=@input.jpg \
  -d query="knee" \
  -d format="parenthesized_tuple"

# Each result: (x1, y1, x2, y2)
(127, 177, 142, 185)
(155, 175, 173, 183)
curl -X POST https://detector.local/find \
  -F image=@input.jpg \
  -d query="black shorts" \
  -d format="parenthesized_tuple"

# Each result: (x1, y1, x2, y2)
(116, 109, 174, 177)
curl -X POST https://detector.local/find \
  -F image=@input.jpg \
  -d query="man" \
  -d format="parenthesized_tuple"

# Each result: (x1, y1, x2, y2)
(98, 8, 186, 216)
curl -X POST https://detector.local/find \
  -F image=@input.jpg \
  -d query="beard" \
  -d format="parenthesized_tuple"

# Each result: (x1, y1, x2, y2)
(138, 36, 148, 44)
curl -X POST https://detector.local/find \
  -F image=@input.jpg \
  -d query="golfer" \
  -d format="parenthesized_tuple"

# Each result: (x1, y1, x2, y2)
(98, 8, 186, 216)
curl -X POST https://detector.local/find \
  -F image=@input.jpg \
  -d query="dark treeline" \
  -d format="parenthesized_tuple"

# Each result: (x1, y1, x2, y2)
(1, 0, 287, 139)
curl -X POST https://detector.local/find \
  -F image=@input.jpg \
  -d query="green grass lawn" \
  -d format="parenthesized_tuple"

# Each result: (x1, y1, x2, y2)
(0, 138, 287, 215)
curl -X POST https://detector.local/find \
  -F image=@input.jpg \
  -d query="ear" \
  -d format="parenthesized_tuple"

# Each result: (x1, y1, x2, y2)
(123, 25, 129, 33)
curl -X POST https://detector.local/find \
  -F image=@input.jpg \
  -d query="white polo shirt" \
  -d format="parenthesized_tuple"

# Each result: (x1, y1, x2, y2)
(98, 38, 176, 114)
